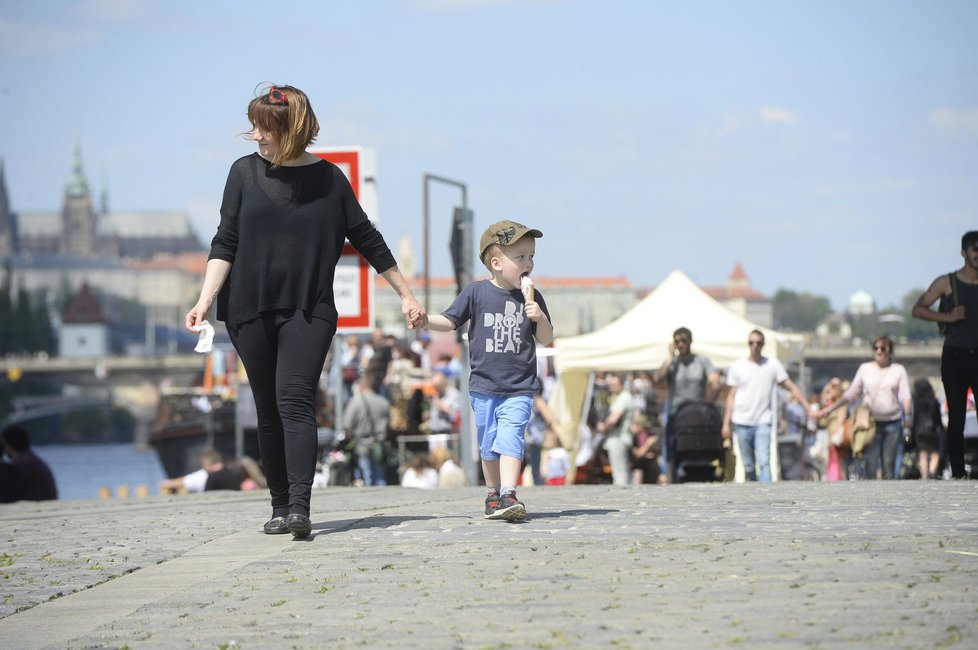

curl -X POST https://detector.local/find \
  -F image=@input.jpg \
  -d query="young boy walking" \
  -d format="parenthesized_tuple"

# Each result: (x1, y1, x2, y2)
(420, 220, 553, 521)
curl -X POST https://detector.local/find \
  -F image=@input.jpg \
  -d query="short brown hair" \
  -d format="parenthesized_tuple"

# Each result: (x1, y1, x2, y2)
(246, 84, 319, 166)
(872, 336, 894, 355)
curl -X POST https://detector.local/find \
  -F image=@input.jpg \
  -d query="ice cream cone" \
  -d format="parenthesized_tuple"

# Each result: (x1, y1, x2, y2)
(520, 275, 534, 302)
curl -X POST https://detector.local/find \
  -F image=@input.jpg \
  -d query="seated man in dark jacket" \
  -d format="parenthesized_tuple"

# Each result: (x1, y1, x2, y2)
(0, 437, 25, 503)
(1, 425, 57, 501)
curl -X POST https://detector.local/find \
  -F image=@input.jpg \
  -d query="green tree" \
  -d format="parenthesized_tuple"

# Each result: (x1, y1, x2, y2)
(11, 282, 32, 353)
(772, 289, 833, 332)
(0, 259, 12, 355)
(34, 292, 56, 355)
(901, 287, 938, 342)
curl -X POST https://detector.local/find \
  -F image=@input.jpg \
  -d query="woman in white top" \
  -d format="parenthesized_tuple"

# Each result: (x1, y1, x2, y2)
(819, 336, 912, 479)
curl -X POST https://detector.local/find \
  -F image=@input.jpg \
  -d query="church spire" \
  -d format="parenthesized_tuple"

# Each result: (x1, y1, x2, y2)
(64, 145, 90, 198)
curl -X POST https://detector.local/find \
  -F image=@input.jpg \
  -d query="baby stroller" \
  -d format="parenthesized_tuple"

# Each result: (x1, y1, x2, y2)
(670, 400, 725, 483)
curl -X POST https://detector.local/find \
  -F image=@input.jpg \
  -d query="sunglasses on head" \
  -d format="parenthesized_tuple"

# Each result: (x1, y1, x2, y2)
(267, 87, 289, 105)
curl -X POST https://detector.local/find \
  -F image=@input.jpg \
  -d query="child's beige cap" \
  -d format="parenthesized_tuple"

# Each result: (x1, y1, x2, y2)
(479, 220, 543, 258)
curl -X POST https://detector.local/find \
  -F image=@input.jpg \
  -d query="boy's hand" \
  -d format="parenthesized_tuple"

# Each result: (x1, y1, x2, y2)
(402, 298, 427, 329)
(525, 299, 545, 322)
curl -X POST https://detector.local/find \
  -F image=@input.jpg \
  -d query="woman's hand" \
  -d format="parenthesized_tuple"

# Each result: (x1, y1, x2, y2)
(402, 296, 427, 330)
(185, 299, 211, 332)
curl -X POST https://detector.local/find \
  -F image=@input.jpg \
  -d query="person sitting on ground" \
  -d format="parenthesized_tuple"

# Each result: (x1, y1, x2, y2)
(0, 437, 25, 503)
(160, 448, 240, 494)
(400, 453, 438, 489)
(1, 425, 57, 501)
(430, 446, 467, 488)
(629, 413, 661, 485)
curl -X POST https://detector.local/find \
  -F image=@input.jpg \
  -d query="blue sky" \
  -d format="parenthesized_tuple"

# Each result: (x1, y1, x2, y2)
(1, 0, 976, 312)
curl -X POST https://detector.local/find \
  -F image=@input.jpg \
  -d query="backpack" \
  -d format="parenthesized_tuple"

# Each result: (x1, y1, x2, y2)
(938, 272, 959, 335)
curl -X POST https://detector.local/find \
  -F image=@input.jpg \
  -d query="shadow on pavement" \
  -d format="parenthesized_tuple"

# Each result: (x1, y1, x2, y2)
(305, 514, 440, 539)
(527, 508, 620, 520)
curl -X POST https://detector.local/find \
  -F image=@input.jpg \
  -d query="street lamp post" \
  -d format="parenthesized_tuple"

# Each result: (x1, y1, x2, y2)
(421, 173, 478, 485)
(422, 173, 467, 312)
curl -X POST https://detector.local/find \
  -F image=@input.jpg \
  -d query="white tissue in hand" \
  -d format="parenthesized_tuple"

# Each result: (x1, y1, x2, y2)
(192, 320, 215, 353)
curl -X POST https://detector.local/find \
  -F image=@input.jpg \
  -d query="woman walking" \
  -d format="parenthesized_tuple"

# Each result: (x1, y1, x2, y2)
(186, 84, 424, 538)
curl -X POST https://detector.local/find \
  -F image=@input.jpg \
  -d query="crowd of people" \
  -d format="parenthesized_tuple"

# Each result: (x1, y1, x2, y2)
(162, 82, 974, 531)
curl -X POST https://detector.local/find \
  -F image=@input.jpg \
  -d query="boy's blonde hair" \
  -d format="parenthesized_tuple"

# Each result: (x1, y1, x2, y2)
(245, 84, 319, 166)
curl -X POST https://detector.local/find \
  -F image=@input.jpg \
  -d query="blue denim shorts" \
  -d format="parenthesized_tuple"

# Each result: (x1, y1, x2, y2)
(470, 392, 533, 461)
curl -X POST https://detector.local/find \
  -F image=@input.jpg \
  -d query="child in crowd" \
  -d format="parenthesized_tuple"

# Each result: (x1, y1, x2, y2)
(400, 453, 438, 489)
(629, 413, 661, 485)
(911, 379, 944, 480)
(541, 430, 571, 486)
(420, 220, 554, 521)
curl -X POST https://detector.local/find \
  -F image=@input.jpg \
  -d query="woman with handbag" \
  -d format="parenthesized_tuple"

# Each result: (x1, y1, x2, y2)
(818, 337, 912, 480)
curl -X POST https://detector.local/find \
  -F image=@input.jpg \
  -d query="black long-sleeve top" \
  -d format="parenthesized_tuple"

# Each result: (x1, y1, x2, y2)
(209, 154, 397, 327)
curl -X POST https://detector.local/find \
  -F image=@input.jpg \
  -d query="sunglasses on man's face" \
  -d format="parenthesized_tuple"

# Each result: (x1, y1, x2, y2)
(967, 244, 978, 253)
(874, 346, 889, 353)
(748, 340, 764, 347)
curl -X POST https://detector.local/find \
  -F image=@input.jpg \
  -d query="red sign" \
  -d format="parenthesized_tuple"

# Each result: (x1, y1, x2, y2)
(309, 148, 373, 332)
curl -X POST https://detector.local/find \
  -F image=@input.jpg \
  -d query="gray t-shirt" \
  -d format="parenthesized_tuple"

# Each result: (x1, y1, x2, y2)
(442, 280, 550, 397)
(667, 354, 716, 414)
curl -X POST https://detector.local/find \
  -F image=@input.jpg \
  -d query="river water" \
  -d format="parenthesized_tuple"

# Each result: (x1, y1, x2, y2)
(31, 443, 168, 500)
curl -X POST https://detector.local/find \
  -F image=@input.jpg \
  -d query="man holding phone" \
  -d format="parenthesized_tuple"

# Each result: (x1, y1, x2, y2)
(652, 327, 720, 481)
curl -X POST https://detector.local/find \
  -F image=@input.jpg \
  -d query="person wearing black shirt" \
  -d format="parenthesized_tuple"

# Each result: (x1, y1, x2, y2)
(0, 437, 25, 503)
(912, 230, 978, 478)
(1, 425, 57, 501)
(186, 84, 425, 538)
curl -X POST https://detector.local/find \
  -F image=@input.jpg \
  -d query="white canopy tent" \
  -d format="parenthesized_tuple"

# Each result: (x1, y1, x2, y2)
(549, 269, 805, 480)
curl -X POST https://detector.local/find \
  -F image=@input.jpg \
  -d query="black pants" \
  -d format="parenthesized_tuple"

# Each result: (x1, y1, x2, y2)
(227, 310, 335, 516)
(942, 346, 978, 478)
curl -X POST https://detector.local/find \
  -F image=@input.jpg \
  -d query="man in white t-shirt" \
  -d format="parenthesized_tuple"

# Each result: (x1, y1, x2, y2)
(722, 330, 811, 481)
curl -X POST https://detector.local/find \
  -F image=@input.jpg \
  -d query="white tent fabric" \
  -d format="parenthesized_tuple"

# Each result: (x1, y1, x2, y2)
(549, 270, 804, 480)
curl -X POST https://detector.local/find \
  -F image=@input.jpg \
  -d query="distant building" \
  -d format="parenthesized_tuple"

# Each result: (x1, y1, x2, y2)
(847, 290, 876, 316)
(701, 263, 773, 328)
(59, 283, 109, 357)
(1, 148, 202, 260)
(375, 274, 638, 337)
(0, 149, 208, 317)
(815, 313, 853, 343)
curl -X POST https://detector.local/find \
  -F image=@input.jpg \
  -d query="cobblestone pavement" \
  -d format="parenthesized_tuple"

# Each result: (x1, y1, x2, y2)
(0, 482, 976, 649)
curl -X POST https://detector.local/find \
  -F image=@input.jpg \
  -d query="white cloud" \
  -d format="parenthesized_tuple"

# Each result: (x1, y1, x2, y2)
(928, 107, 978, 136)
(75, 0, 156, 22)
(759, 106, 799, 126)
(0, 18, 98, 56)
